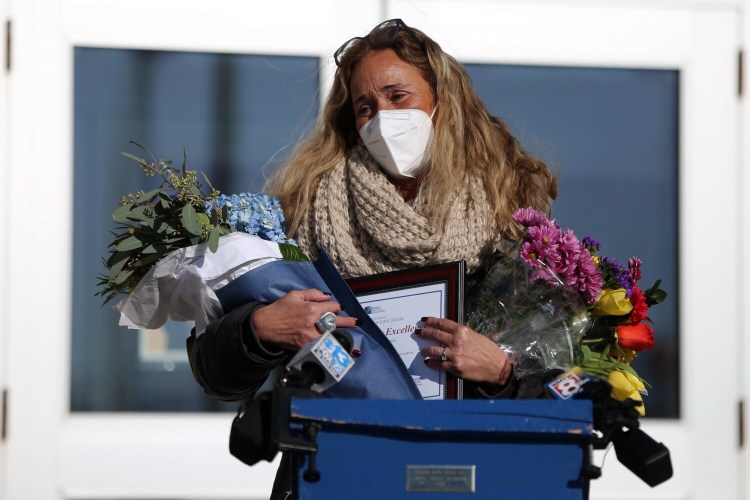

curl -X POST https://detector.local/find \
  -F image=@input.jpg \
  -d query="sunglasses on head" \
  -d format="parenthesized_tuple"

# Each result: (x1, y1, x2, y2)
(333, 18, 426, 67)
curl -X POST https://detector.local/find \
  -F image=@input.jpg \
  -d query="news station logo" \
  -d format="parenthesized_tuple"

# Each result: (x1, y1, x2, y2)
(547, 370, 590, 400)
(313, 336, 353, 380)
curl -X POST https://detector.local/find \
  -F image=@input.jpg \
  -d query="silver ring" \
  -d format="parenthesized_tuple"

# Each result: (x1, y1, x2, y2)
(315, 311, 337, 334)
(439, 346, 448, 362)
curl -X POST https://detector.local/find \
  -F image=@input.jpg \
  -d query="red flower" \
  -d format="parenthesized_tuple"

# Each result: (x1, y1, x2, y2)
(616, 324, 654, 351)
(628, 286, 649, 325)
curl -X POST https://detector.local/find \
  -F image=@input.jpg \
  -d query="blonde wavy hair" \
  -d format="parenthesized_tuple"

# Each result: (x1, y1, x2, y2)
(267, 21, 558, 241)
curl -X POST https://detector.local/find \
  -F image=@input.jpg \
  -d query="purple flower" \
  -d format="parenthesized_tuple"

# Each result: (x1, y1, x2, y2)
(615, 269, 631, 294)
(599, 255, 632, 295)
(582, 236, 601, 253)
(601, 256, 618, 268)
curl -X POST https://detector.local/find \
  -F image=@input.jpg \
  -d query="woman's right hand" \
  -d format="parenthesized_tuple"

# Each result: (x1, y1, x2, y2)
(251, 289, 357, 351)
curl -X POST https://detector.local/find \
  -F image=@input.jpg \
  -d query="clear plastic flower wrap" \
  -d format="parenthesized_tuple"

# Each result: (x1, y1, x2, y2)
(467, 245, 593, 377)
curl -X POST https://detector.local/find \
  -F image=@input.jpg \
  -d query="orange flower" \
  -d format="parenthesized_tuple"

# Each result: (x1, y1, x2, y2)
(616, 323, 654, 351)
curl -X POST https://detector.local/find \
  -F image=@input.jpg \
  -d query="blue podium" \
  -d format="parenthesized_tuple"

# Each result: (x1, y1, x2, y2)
(285, 399, 594, 499)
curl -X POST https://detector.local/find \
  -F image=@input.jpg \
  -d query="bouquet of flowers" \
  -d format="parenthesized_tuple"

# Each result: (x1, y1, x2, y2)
(96, 142, 307, 334)
(97, 144, 425, 400)
(468, 207, 666, 415)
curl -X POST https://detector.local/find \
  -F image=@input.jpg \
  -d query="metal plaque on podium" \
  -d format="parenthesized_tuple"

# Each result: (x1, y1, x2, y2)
(288, 398, 594, 499)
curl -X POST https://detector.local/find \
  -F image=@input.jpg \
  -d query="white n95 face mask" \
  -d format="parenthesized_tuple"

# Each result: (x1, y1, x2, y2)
(358, 107, 436, 179)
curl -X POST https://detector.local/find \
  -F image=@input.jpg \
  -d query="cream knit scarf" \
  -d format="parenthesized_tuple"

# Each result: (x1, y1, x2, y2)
(297, 146, 499, 279)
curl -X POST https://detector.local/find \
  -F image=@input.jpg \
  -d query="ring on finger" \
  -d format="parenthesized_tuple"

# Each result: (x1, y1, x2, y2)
(315, 311, 337, 334)
(439, 346, 448, 362)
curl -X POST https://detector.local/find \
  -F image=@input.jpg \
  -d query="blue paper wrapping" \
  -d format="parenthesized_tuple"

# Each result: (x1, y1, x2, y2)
(214, 253, 422, 400)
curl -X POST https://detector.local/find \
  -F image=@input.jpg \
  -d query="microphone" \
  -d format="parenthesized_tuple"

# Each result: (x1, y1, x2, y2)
(284, 329, 356, 392)
(544, 368, 672, 486)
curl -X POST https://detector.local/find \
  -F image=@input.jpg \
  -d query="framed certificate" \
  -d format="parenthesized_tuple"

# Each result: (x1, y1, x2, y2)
(346, 261, 465, 400)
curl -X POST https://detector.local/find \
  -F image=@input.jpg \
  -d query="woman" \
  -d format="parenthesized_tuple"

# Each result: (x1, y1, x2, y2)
(188, 18, 558, 498)
(189, 18, 557, 399)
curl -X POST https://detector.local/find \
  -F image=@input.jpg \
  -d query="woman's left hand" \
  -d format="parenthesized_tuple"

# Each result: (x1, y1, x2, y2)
(418, 317, 512, 389)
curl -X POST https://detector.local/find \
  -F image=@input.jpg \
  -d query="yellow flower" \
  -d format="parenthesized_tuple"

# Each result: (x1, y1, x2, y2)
(593, 288, 633, 316)
(608, 370, 646, 416)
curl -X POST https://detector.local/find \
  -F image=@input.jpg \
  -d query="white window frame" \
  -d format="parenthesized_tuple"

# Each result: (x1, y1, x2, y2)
(744, 1, 750, 497)
(0, 0, 9, 492)
(2, 1, 744, 499)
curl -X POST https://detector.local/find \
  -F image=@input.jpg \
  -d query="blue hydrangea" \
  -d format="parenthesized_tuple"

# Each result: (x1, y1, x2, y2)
(209, 193, 297, 245)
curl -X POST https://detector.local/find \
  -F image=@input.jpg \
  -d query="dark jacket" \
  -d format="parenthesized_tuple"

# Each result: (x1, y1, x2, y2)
(187, 301, 284, 402)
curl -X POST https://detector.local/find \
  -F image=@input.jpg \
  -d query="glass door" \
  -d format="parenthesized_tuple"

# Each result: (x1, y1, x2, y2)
(388, 1, 741, 498)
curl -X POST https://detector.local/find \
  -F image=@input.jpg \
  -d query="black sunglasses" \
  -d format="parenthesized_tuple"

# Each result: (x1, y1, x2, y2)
(333, 18, 426, 67)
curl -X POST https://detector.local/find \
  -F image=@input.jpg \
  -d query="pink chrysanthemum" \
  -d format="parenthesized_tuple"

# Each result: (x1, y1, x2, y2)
(513, 207, 602, 303)
(525, 225, 561, 261)
(513, 206, 547, 227)
(574, 250, 603, 303)
(556, 229, 582, 275)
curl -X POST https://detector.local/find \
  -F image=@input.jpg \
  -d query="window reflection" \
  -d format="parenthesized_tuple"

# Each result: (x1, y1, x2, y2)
(465, 64, 680, 418)
(71, 48, 319, 412)
(72, 49, 678, 418)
